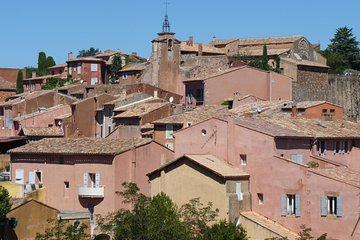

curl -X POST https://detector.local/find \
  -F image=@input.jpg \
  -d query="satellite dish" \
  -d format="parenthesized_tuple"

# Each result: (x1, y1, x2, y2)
(169, 97, 174, 103)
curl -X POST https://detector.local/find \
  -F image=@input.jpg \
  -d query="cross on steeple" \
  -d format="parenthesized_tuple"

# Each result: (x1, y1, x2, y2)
(162, 0, 171, 32)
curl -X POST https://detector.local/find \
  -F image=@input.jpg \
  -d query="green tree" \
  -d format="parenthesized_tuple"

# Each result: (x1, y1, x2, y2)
(297, 225, 327, 240)
(261, 45, 270, 71)
(204, 220, 248, 240)
(41, 77, 67, 90)
(109, 53, 122, 84)
(77, 47, 100, 58)
(320, 49, 347, 74)
(327, 26, 360, 70)
(46, 56, 56, 69)
(16, 70, 24, 94)
(0, 186, 12, 218)
(37, 52, 48, 76)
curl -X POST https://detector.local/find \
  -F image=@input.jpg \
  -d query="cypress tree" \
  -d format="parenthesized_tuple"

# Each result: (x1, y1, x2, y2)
(16, 70, 24, 94)
(46, 56, 56, 69)
(37, 52, 47, 76)
(261, 45, 270, 71)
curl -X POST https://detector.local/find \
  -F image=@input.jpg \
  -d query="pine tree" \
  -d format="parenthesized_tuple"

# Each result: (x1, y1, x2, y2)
(37, 52, 47, 76)
(109, 53, 122, 84)
(16, 70, 24, 94)
(327, 26, 360, 70)
(0, 186, 12, 218)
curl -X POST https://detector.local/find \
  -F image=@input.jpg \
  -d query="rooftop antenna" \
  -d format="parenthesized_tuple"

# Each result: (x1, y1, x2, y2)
(162, 0, 171, 32)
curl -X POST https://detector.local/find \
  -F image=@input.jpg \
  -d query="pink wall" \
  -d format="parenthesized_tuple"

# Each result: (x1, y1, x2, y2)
(269, 71, 292, 101)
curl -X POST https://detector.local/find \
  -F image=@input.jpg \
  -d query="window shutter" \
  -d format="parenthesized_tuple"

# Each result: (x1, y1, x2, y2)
(83, 173, 88, 187)
(295, 194, 301, 217)
(95, 173, 100, 188)
(336, 196, 343, 217)
(321, 196, 327, 216)
(29, 171, 36, 184)
(281, 194, 287, 216)
(236, 182, 243, 201)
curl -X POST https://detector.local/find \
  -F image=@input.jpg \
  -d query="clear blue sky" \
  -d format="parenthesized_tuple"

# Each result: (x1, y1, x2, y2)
(1, 0, 359, 68)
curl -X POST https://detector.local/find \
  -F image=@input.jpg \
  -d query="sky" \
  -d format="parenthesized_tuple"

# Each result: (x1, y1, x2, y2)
(1, 0, 360, 68)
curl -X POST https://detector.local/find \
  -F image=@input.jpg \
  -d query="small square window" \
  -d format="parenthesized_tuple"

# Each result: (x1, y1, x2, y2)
(240, 154, 247, 166)
(91, 64, 98, 72)
(64, 181, 70, 188)
(258, 193, 264, 204)
(330, 109, 335, 116)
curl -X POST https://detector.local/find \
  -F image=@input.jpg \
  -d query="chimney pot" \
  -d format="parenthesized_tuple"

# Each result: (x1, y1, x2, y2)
(68, 52, 73, 60)
(31, 71, 36, 78)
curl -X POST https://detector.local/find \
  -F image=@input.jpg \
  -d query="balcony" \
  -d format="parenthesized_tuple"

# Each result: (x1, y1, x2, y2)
(78, 186, 104, 198)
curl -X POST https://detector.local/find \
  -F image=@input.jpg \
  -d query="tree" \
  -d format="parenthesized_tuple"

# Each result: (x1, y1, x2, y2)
(41, 77, 67, 90)
(204, 221, 248, 240)
(319, 49, 347, 74)
(109, 53, 122, 84)
(16, 70, 24, 94)
(0, 186, 11, 218)
(261, 45, 270, 71)
(37, 52, 47, 76)
(327, 26, 360, 70)
(297, 225, 327, 240)
(46, 56, 56, 69)
(77, 47, 100, 58)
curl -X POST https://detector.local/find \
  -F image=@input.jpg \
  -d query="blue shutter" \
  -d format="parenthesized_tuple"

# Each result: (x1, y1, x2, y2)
(281, 194, 287, 216)
(336, 196, 343, 217)
(321, 196, 327, 216)
(295, 194, 301, 217)
(83, 173, 88, 187)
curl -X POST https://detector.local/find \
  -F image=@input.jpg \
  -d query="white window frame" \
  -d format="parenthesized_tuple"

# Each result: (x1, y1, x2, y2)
(77, 63, 81, 74)
(240, 154, 247, 166)
(91, 64, 98, 72)
(91, 77, 98, 85)
(165, 124, 173, 139)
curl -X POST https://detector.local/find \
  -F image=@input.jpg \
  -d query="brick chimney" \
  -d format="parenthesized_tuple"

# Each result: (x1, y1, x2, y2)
(198, 44, 203, 56)
(68, 52, 73, 60)
(31, 71, 36, 78)
(187, 36, 193, 46)
(291, 101, 297, 117)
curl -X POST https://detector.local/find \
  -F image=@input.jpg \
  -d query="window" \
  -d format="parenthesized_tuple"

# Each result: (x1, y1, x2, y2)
(167, 39, 173, 51)
(77, 63, 81, 74)
(317, 140, 326, 155)
(165, 142, 174, 151)
(186, 122, 192, 127)
(59, 156, 64, 164)
(258, 193, 264, 204)
(64, 181, 70, 188)
(122, 73, 128, 80)
(84, 172, 100, 188)
(91, 64, 98, 72)
(69, 64, 72, 75)
(290, 154, 303, 164)
(322, 109, 327, 116)
(51, 71, 55, 75)
(334, 141, 349, 154)
(281, 194, 301, 217)
(321, 195, 342, 217)
(165, 124, 173, 139)
(91, 77, 98, 85)
(330, 109, 335, 116)
(236, 182, 243, 200)
(240, 154, 247, 166)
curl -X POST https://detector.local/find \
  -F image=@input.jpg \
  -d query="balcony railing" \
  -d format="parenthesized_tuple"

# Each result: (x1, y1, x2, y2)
(78, 186, 104, 198)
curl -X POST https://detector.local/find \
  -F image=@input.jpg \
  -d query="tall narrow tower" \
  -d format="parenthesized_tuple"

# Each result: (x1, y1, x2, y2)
(150, 1, 182, 95)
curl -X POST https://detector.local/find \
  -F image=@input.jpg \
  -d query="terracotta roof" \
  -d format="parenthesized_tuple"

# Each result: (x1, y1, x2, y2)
(13, 104, 68, 121)
(67, 57, 104, 63)
(210, 39, 238, 46)
(309, 167, 360, 188)
(281, 101, 343, 109)
(114, 102, 168, 118)
(10, 138, 151, 155)
(95, 50, 120, 57)
(0, 77, 15, 90)
(185, 67, 243, 82)
(48, 63, 67, 69)
(237, 48, 290, 56)
(180, 42, 225, 54)
(280, 57, 328, 68)
(234, 116, 360, 138)
(237, 36, 303, 46)
(153, 105, 230, 124)
(240, 211, 299, 240)
(120, 63, 146, 72)
(24, 74, 61, 81)
(22, 127, 64, 137)
(148, 154, 248, 179)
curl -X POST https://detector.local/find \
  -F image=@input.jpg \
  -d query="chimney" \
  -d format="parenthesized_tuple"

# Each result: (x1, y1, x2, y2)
(31, 71, 36, 78)
(68, 52, 73, 60)
(187, 36, 193, 46)
(198, 44, 203, 56)
(131, 52, 137, 56)
(291, 101, 297, 117)
(153, 90, 158, 98)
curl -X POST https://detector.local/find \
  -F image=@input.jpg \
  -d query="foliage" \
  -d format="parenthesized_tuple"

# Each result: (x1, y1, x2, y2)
(41, 77, 67, 90)
(296, 225, 327, 240)
(25, 66, 38, 78)
(97, 182, 245, 240)
(35, 218, 89, 240)
(0, 186, 12, 218)
(179, 198, 219, 238)
(46, 56, 56, 68)
(77, 47, 100, 58)
(16, 70, 24, 94)
(320, 49, 347, 74)
(261, 45, 270, 71)
(327, 26, 360, 71)
(37, 52, 48, 76)
(307, 161, 319, 168)
(204, 220, 248, 240)
(109, 53, 123, 84)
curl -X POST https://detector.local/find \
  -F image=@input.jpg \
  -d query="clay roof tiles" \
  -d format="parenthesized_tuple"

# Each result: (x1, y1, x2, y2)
(22, 127, 64, 137)
(120, 63, 146, 72)
(180, 42, 225, 54)
(237, 36, 303, 46)
(0, 77, 15, 90)
(309, 167, 360, 188)
(9, 138, 151, 155)
(113, 102, 168, 118)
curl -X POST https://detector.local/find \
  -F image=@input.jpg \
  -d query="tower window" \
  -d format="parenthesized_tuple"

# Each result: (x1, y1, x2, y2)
(168, 39, 173, 51)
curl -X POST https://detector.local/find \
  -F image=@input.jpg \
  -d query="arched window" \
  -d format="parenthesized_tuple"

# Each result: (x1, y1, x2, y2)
(167, 39, 173, 51)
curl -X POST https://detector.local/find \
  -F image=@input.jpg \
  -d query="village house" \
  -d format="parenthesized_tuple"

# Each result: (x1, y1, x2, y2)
(48, 63, 68, 78)
(118, 62, 146, 84)
(148, 100, 360, 239)
(0, 77, 16, 103)
(0, 68, 26, 86)
(184, 65, 293, 106)
(10, 137, 174, 232)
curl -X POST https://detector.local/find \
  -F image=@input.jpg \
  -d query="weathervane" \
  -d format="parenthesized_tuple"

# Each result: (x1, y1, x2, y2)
(162, 0, 171, 32)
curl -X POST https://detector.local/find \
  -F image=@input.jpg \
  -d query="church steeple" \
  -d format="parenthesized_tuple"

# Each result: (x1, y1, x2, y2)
(162, 1, 170, 33)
